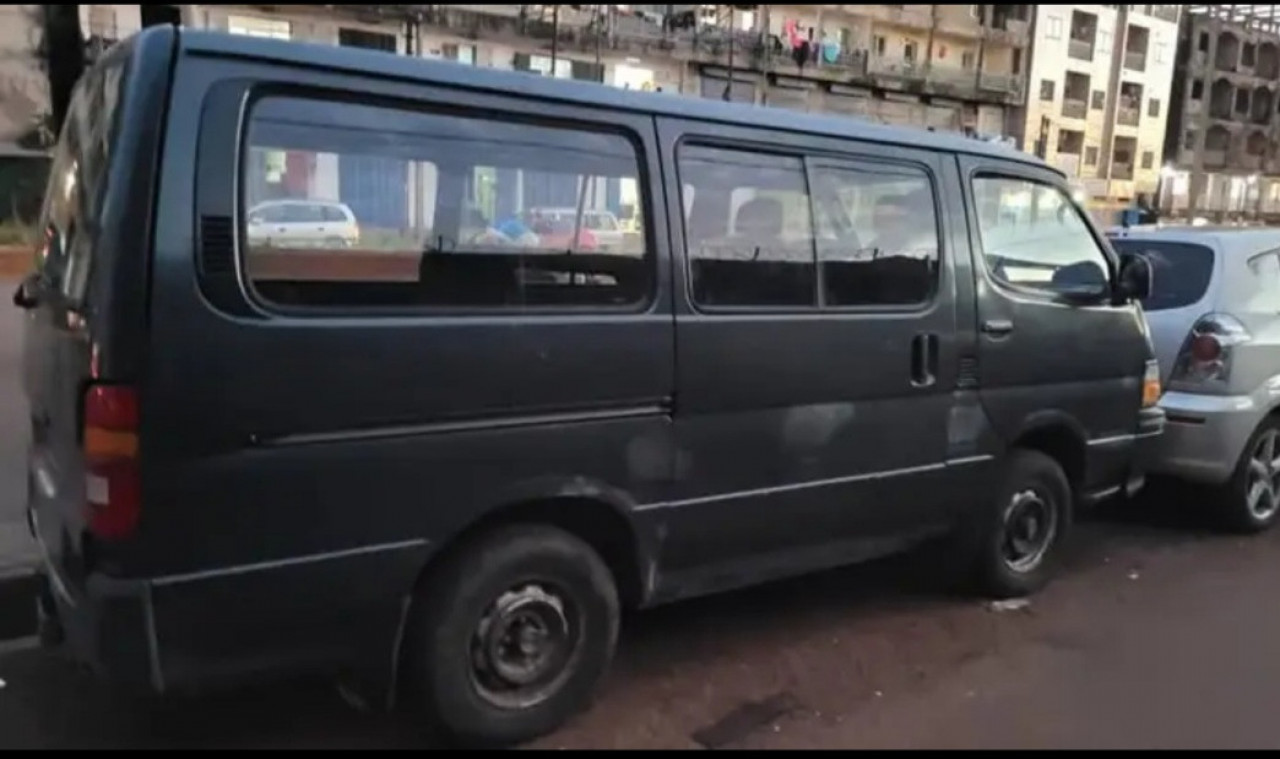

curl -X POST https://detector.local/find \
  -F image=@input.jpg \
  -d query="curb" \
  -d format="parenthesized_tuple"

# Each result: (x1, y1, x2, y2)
(0, 248, 31, 279)
(0, 566, 37, 642)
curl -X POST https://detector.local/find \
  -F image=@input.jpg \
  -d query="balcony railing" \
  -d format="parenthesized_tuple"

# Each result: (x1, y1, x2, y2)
(1124, 51, 1147, 72)
(863, 5, 933, 30)
(1147, 5, 1181, 24)
(1111, 163, 1134, 180)
(1068, 38, 1095, 61)
(1117, 106, 1140, 127)
(1204, 150, 1228, 167)
(1062, 98, 1087, 119)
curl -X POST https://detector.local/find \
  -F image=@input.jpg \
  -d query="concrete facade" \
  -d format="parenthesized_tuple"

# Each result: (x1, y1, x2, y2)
(1014, 4, 1180, 218)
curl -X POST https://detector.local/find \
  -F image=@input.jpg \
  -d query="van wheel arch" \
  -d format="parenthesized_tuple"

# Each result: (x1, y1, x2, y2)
(1011, 420, 1088, 497)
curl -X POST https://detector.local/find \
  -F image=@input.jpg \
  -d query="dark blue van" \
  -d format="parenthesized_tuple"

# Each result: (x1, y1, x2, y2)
(13, 26, 1163, 747)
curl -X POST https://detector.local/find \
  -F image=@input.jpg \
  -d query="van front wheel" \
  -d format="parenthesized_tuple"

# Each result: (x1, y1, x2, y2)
(962, 449, 1072, 599)
(404, 524, 620, 748)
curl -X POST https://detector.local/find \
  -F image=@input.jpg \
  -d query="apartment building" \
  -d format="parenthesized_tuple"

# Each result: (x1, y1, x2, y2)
(677, 4, 1032, 137)
(1013, 4, 1180, 220)
(1162, 5, 1280, 220)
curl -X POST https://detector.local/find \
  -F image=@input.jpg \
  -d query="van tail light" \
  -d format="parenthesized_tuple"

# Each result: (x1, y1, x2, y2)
(82, 384, 140, 541)
(1169, 313, 1250, 392)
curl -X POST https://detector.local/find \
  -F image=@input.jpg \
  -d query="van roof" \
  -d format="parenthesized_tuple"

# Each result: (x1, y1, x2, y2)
(174, 27, 1055, 174)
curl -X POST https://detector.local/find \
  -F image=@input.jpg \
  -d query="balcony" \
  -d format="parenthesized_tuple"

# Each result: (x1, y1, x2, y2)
(1148, 5, 1181, 24)
(1117, 106, 1140, 127)
(862, 5, 933, 30)
(1069, 38, 1094, 62)
(1204, 150, 1228, 168)
(984, 19, 1030, 46)
(1111, 163, 1135, 180)
(1062, 98, 1087, 120)
(1124, 51, 1146, 72)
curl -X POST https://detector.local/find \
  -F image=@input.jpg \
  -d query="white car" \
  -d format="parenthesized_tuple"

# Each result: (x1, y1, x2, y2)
(246, 200, 360, 248)
(527, 207, 626, 251)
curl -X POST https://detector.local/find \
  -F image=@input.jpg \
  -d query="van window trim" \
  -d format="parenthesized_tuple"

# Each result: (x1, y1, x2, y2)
(229, 84, 661, 320)
(674, 135, 946, 317)
(966, 167, 1118, 305)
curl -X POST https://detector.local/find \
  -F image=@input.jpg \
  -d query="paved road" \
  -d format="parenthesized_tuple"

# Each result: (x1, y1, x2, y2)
(2, 492, 1279, 750)
(0, 280, 35, 573)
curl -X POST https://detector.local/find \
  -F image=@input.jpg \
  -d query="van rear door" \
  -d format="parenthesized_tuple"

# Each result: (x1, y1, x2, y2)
(17, 39, 158, 589)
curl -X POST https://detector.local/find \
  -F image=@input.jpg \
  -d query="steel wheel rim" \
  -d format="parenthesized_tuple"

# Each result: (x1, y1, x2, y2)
(468, 582, 582, 711)
(1001, 487, 1058, 574)
(1245, 429, 1280, 521)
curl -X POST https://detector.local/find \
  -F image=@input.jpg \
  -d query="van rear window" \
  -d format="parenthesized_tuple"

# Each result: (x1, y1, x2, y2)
(35, 56, 126, 305)
(1109, 239, 1215, 311)
(240, 97, 652, 311)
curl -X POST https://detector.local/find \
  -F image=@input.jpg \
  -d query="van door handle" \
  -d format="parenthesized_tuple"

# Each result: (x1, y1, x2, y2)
(981, 319, 1014, 337)
(911, 333, 937, 388)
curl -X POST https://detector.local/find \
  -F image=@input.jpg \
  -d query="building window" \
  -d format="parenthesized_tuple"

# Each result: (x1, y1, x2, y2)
(1191, 79, 1204, 99)
(1045, 15, 1063, 40)
(337, 28, 396, 52)
(1040, 79, 1056, 101)
(442, 43, 478, 65)
(904, 41, 918, 63)
(1184, 130, 1196, 150)
(1091, 90, 1105, 110)
(1085, 146, 1099, 166)
(1012, 48, 1023, 74)
(874, 36, 887, 56)
(962, 51, 976, 69)
(227, 15, 291, 40)
(1141, 151, 1154, 170)
(1148, 99, 1160, 118)
(241, 96, 652, 311)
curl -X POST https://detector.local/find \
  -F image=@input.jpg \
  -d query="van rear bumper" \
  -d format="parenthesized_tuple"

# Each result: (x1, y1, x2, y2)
(35, 539, 429, 697)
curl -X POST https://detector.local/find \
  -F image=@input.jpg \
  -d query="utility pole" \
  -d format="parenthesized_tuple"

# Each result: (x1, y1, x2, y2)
(42, 5, 84, 136)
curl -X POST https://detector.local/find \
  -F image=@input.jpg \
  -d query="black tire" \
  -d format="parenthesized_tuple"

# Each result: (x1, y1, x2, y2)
(1214, 417, 1280, 535)
(957, 449, 1073, 599)
(403, 524, 620, 748)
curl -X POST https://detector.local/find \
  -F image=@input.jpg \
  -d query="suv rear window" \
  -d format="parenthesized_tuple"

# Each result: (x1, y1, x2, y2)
(1109, 238, 1215, 311)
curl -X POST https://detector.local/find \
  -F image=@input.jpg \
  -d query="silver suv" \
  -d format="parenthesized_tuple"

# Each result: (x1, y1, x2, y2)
(1110, 226, 1280, 532)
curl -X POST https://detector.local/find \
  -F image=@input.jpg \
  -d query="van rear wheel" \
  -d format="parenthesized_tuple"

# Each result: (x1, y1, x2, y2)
(959, 449, 1072, 599)
(403, 524, 620, 748)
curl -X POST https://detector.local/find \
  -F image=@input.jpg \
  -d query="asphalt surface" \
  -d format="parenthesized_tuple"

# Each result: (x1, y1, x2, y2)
(2, 490, 1280, 750)
(0, 281, 36, 574)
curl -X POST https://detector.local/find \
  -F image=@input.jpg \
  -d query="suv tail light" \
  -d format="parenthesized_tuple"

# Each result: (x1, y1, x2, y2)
(1169, 313, 1251, 392)
(82, 384, 140, 540)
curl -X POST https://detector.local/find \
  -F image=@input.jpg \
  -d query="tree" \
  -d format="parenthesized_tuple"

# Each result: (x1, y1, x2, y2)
(41, 5, 84, 137)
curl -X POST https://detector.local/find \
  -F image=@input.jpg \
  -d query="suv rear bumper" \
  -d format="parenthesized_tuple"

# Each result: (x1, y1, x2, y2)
(1149, 390, 1262, 485)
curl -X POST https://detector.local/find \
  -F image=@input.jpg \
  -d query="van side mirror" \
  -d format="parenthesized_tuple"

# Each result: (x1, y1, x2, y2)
(1050, 260, 1110, 305)
(1116, 252, 1152, 302)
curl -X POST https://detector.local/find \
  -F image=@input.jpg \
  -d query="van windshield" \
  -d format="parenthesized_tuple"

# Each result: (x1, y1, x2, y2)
(1109, 238, 1215, 311)
(34, 54, 127, 306)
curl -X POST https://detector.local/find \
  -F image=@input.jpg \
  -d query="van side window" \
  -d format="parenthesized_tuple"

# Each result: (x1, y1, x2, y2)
(810, 164, 939, 306)
(678, 146, 816, 308)
(241, 96, 651, 310)
(972, 175, 1110, 295)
